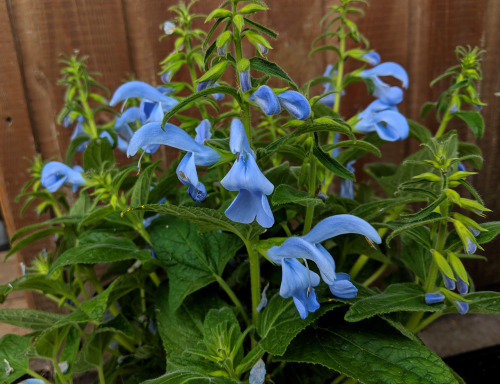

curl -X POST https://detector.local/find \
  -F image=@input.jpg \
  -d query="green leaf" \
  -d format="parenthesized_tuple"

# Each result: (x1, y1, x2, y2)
(400, 194, 446, 222)
(239, 4, 268, 14)
(83, 138, 115, 171)
(350, 197, 423, 221)
(455, 111, 484, 139)
(130, 161, 158, 221)
(78, 205, 116, 230)
(271, 184, 324, 207)
(313, 142, 355, 180)
(0, 334, 32, 383)
(386, 215, 445, 245)
(48, 236, 151, 274)
(280, 321, 459, 384)
(458, 142, 483, 169)
(6, 227, 64, 259)
(445, 291, 500, 314)
(205, 9, 232, 22)
(256, 293, 342, 356)
(243, 17, 278, 39)
(323, 139, 381, 157)
(475, 221, 500, 244)
(249, 57, 297, 89)
(0, 309, 65, 330)
(132, 204, 265, 241)
(203, 307, 243, 364)
(345, 283, 444, 322)
(142, 371, 239, 384)
(197, 61, 229, 83)
(408, 119, 432, 143)
(65, 135, 90, 165)
(150, 216, 242, 311)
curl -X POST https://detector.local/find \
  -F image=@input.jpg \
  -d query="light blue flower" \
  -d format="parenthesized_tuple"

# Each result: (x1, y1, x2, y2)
(425, 292, 445, 304)
(99, 131, 128, 153)
(361, 51, 381, 66)
(110, 81, 177, 109)
(277, 91, 311, 120)
(161, 71, 172, 84)
(250, 85, 281, 115)
(18, 379, 45, 384)
(249, 359, 266, 384)
(360, 62, 409, 105)
(196, 79, 214, 92)
(355, 100, 409, 141)
(163, 21, 176, 35)
(457, 277, 469, 294)
(455, 300, 469, 314)
(212, 82, 225, 100)
(41, 162, 85, 193)
(257, 43, 269, 55)
(340, 161, 355, 199)
(442, 274, 456, 290)
(115, 107, 139, 141)
(221, 119, 274, 228)
(239, 69, 251, 92)
(267, 215, 381, 317)
(466, 227, 480, 254)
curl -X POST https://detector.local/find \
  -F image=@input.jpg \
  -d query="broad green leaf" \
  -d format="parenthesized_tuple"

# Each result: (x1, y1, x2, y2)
(0, 334, 32, 383)
(30, 324, 72, 359)
(323, 139, 381, 157)
(149, 216, 242, 311)
(280, 321, 458, 384)
(256, 293, 342, 356)
(132, 204, 265, 241)
(83, 138, 115, 171)
(130, 161, 159, 221)
(65, 135, 91, 165)
(76, 328, 114, 369)
(203, 307, 243, 364)
(457, 141, 483, 169)
(345, 283, 444, 322)
(78, 205, 116, 230)
(48, 236, 151, 274)
(249, 57, 297, 89)
(350, 197, 422, 221)
(243, 17, 278, 38)
(444, 291, 500, 314)
(455, 111, 484, 139)
(142, 371, 239, 384)
(0, 309, 65, 331)
(155, 284, 225, 358)
(271, 184, 324, 207)
(408, 119, 432, 143)
(475, 221, 500, 244)
(400, 236, 432, 281)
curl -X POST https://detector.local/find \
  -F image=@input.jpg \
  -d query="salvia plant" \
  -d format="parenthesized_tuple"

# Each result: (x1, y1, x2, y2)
(1, 1, 499, 383)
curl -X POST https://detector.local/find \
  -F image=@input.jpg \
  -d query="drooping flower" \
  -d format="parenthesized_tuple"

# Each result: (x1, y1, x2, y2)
(267, 215, 381, 318)
(360, 62, 409, 105)
(425, 292, 445, 304)
(455, 300, 469, 315)
(250, 85, 311, 120)
(361, 51, 381, 66)
(41, 162, 85, 193)
(221, 119, 274, 228)
(239, 69, 252, 93)
(354, 100, 409, 141)
(110, 81, 178, 110)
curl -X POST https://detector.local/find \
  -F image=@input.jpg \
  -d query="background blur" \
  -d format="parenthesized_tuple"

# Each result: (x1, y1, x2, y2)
(1, 0, 499, 313)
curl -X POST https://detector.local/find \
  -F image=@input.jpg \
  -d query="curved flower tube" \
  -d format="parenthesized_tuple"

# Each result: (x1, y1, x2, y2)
(109, 81, 177, 108)
(455, 300, 469, 315)
(41, 161, 85, 193)
(360, 62, 409, 105)
(340, 161, 355, 199)
(267, 214, 381, 317)
(355, 100, 409, 141)
(239, 69, 252, 92)
(221, 119, 274, 228)
(425, 292, 446, 305)
(115, 107, 139, 142)
(361, 51, 381, 66)
(250, 85, 281, 115)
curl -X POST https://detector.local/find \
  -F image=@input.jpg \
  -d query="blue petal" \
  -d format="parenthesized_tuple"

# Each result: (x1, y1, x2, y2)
(220, 152, 273, 194)
(115, 107, 139, 141)
(187, 182, 207, 203)
(454, 300, 469, 315)
(443, 274, 456, 290)
(280, 258, 320, 299)
(196, 79, 214, 92)
(176, 152, 199, 187)
(228, 119, 254, 157)
(224, 190, 274, 228)
(362, 51, 381, 66)
(292, 287, 320, 319)
(127, 122, 220, 165)
(110, 81, 175, 106)
(63, 115, 73, 128)
(41, 162, 85, 192)
(340, 161, 355, 199)
(161, 71, 172, 83)
(157, 86, 174, 95)
(257, 193, 274, 228)
(211, 82, 225, 100)
(18, 379, 46, 384)
(329, 272, 358, 299)
(373, 110, 409, 141)
(277, 91, 311, 120)
(458, 162, 466, 172)
(332, 132, 341, 158)
(302, 214, 382, 245)
(319, 92, 335, 108)
(361, 62, 409, 89)
(425, 292, 446, 304)
(250, 85, 281, 115)
(139, 100, 157, 123)
(257, 43, 269, 55)
(239, 69, 251, 92)
(268, 238, 336, 284)
(194, 119, 212, 145)
(249, 359, 266, 384)
(160, 97, 179, 113)
(457, 277, 469, 294)
(323, 64, 334, 80)
(372, 78, 404, 105)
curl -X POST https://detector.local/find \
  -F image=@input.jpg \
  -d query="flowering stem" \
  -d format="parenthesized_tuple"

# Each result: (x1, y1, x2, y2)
(52, 357, 68, 384)
(333, 30, 345, 115)
(245, 239, 261, 325)
(216, 275, 250, 326)
(303, 157, 317, 235)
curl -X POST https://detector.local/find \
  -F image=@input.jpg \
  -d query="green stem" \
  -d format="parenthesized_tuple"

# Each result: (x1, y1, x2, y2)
(303, 157, 317, 235)
(23, 368, 53, 384)
(114, 333, 136, 353)
(363, 263, 389, 286)
(216, 275, 250, 326)
(245, 240, 261, 325)
(74, 265, 89, 300)
(331, 374, 346, 384)
(149, 271, 161, 287)
(52, 358, 67, 384)
(405, 311, 425, 333)
(97, 363, 106, 384)
(413, 312, 443, 333)
(332, 29, 345, 115)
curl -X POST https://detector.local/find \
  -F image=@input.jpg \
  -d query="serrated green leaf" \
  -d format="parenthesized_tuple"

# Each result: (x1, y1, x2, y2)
(350, 197, 422, 221)
(345, 283, 444, 322)
(455, 111, 484, 139)
(400, 194, 446, 222)
(271, 184, 324, 207)
(323, 139, 381, 157)
(78, 204, 116, 230)
(149, 216, 242, 311)
(142, 370, 239, 384)
(386, 215, 445, 245)
(280, 321, 458, 384)
(0, 309, 65, 331)
(243, 17, 278, 39)
(6, 227, 64, 259)
(445, 291, 500, 314)
(0, 334, 32, 383)
(48, 236, 151, 274)
(131, 204, 265, 241)
(313, 142, 355, 180)
(256, 293, 342, 356)
(249, 57, 297, 89)
(83, 138, 115, 171)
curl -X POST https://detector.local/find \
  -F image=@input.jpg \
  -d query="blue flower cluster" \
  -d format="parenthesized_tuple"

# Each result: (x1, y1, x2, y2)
(267, 215, 381, 319)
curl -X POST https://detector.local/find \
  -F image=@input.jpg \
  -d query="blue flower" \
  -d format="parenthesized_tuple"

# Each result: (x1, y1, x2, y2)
(267, 215, 381, 318)
(99, 131, 128, 153)
(163, 21, 176, 35)
(212, 82, 225, 101)
(221, 119, 274, 228)
(197, 79, 214, 92)
(355, 100, 409, 141)
(41, 162, 85, 193)
(250, 85, 281, 115)
(110, 81, 178, 110)
(250, 86, 311, 120)
(360, 62, 409, 105)
(115, 107, 139, 141)
(239, 69, 251, 92)
(249, 359, 266, 384)
(319, 65, 345, 108)
(455, 300, 469, 315)
(442, 274, 456, 290)
(340, 161, 355, 199)
(425, 292, 446, 304)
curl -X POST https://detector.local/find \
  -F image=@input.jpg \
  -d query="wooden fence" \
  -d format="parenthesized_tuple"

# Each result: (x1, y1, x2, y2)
(1, 0, 499, 309)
